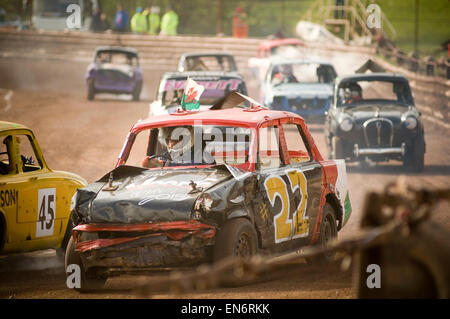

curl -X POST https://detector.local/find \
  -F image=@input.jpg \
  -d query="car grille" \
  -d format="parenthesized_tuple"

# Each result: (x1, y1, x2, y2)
(272, 97, 328, 111)
(363, 118, 393, 147)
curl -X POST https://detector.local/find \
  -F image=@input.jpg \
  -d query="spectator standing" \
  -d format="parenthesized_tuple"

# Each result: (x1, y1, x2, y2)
(114, 4, 129, 33)
(148, 6, 160, 35)
(160, 7, 178, 36)
(98, 13, 111, 32)
(90, 7, 102, 31)
(232, 7, 248, 38)
(131, 7, 147, 34)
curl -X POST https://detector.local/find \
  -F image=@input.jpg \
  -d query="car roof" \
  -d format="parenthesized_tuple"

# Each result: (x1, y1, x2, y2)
(94, 46, 139, 55)
(132, 107, 304, 132)
(0, 121, 30, 132)
(336, 72, 409, 83)
(269, 58, 334, 67)
(181, 52, 235, 58)
(162, 71, 244, 80)
(258, 38, 304, 50)
(0, 121, 31, 132)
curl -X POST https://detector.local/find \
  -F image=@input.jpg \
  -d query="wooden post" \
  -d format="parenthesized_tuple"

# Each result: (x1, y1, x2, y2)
(217, 0, 223, 35)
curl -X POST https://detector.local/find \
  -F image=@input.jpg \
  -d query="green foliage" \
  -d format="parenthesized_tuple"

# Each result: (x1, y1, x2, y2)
(376, 0, 450, 57)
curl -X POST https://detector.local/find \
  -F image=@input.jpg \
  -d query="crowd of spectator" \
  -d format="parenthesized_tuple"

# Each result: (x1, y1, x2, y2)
(90, 4, 178, 36)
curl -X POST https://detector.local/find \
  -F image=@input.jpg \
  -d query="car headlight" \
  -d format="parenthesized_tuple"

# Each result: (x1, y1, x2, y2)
(404, 116, 417, 130)
(339, 117, 353, 132)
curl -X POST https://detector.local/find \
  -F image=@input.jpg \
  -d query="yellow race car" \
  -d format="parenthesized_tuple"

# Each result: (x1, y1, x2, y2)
(0, 121, 86, 255)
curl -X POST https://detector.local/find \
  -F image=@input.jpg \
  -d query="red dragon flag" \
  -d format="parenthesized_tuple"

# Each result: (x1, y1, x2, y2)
(181, 77, 205, 110)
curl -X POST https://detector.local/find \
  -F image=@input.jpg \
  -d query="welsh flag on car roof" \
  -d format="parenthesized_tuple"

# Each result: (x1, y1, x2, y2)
(181, 77, 205, 110)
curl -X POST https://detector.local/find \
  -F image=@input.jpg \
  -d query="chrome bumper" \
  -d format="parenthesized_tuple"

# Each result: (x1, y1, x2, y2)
(354, 143, 406, 157)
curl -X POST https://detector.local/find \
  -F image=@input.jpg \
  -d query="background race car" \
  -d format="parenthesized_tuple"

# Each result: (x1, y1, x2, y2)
(149, 71, 248, 117)
(85, 46, 143, 101)
(0, 121, 86, 255)
(325, 73, 425, 171)
(177, 52, 238, 72)
(262, 59, 337, 123)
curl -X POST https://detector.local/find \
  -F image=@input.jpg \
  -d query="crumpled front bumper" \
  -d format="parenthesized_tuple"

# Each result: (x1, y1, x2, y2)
(73, 221, 216, 271)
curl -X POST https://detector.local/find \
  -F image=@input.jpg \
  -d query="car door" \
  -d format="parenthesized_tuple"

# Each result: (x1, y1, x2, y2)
(279, 120, 323, 248)
(253, 121, 302, 253)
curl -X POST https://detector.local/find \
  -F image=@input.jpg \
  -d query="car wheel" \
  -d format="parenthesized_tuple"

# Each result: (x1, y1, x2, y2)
(65, 237, 106, 292)
(306, 203, 337, 264)
(412, 137, 425, 172)
(331, 136, 343, 159)
(403, 136, 425, 172)
(87, 80, 95, 101)
(213, 218, 258, 263)
(56, 215, 74, 259)
(132, 81, 142, 101)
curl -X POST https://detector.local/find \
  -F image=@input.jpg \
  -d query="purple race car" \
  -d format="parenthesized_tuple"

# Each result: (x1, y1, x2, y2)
(86, 46, 143, 101)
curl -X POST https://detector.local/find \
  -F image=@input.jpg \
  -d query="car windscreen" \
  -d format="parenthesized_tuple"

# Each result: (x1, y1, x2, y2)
(270, 63, 336, 84)
(270, 45, 301, 57)
(336, 79, 413, 107)
(95, 51, 138, 66)
(126, 125, 253, 168)
(161, 78, 246, 106)
(184, 56, 237, 72)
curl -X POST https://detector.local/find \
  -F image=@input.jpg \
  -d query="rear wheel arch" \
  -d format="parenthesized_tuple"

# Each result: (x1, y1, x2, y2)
(325, 193, 342, 230)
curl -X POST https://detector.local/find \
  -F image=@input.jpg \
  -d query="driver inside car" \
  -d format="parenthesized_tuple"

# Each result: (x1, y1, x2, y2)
(142, 126, 203, 168)
(344, 83, 363, 104)
(271, 64, 298, 85)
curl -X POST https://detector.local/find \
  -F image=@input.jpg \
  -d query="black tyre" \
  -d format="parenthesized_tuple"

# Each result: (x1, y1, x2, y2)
(213, 218, 258, 263)
(403, 136, 425, 172)
(56, 215, 74, 259)
(306, 203, 338, 264)
(65, 237, 106, 292)
(331, 136, 344, 159)
(132, 81, 142, 101)
(87, 79, 95, 101)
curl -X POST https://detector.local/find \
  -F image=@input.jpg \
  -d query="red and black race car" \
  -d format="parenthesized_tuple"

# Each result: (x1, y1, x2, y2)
(65, 93, 351, 291)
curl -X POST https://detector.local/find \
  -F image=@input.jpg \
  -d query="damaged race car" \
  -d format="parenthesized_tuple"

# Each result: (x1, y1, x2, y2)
(66, 93, 351, 291)
(86, 46, 143, 101)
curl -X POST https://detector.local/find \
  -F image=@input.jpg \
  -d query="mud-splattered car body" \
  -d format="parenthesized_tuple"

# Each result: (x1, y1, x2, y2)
(68, 100, 351, 283)
(85, 46, 143, 101)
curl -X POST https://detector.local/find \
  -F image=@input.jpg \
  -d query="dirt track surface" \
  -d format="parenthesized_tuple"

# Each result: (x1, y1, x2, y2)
(0, 55, 449, 299)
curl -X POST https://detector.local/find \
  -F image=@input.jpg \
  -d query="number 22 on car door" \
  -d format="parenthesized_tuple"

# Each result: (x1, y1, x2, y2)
(264, 169, 308, 243)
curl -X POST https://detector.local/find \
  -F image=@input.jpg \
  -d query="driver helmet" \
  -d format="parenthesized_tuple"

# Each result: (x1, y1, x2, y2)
(348, 83, 362, 99)
(280, 64, 293, 75)
(160, 126, 194, 150)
